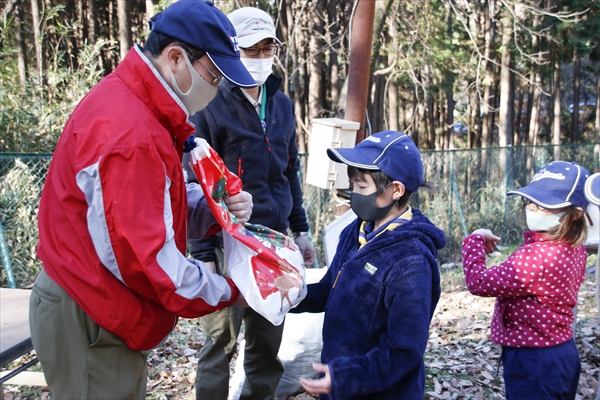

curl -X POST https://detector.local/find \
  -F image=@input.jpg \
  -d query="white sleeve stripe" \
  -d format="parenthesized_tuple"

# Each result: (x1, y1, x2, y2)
(77, 162, 231, 304)
(76, 160, 125, 283)
(158, 176, 232, 303)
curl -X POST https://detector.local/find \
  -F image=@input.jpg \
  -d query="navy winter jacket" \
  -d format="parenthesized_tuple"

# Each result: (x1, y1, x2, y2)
(190, 75, 309, 234)
(292, 209, 446, 399)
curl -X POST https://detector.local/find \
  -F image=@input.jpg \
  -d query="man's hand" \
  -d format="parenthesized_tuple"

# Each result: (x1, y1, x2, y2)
(471, 228, 501, 254)
(299, 363, 331, 395)
(295, 235, 316, 267)
(225, 191, 253, 224)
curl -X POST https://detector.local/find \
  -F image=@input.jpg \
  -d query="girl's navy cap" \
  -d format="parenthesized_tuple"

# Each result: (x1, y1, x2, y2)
(507, 161, 590, 209)
(327, 130, 424, 192)
(149, 0, 256, 88)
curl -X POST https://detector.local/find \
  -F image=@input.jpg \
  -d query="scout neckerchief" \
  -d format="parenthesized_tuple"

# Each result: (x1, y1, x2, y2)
(358, 206, 413, 249)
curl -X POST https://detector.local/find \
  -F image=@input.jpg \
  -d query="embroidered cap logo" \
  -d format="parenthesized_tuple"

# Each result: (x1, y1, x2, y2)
(530, 168, 566, 183)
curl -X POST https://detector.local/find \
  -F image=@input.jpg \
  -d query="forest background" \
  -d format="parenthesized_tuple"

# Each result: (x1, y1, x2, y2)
(1, 0, 600, 154)
(1, 1, 600, 398)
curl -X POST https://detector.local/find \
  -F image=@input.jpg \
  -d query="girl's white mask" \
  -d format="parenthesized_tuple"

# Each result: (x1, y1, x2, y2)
(240, 57, 274, 86)
(168, 49, 218, 116)
(525, 208, 565, 232)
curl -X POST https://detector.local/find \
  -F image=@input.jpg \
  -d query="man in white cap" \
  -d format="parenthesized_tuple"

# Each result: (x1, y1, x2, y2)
(188, 6, 315, 400)
(29, 1, 254, 399)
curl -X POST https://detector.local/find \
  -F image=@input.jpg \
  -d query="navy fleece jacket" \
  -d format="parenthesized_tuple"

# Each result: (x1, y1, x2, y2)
(190, 75, 309, 234)
(292, 209, 446, 399)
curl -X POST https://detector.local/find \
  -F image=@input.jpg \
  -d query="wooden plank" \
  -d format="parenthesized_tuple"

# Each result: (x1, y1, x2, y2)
(0, 371, 46, 386)
(0, 289, 33, 368)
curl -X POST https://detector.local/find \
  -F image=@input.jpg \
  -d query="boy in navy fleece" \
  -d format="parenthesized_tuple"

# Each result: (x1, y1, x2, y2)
(293, 130, 446, 399)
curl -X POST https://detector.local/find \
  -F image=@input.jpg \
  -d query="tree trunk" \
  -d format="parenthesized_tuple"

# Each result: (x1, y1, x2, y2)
(307, 0, 325, 143)
(87, 0, 97, 44)
(445, 3, 455, 150)
(327, 0, 340, 114)
(514, 77, 525, 145)
(388, 80, 398, 131)
(481, 0, 496, 150)
(498, 7, 514, 148)
(570, 51, 581, 143)
(552, 56, 562, 159)
(30, 0, 44, 85)
(145, 0, 155, 26)
(117, 0, 132, 61)
(15, 0, 28, 85)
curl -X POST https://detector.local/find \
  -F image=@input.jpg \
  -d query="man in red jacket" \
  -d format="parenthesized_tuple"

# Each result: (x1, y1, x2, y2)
(29, 2, 254, 399)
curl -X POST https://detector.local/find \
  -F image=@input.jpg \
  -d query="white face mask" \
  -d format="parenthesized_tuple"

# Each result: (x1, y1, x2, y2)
(168, 49, 218, 116)
(525, 208, 566, 232)
(240, 57, 274, 86)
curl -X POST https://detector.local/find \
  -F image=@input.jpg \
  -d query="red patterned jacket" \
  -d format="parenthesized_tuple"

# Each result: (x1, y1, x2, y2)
(462, 231, 586, 347)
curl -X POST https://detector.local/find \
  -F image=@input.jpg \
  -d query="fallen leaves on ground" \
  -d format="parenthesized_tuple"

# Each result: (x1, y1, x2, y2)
(2, 272, 598, 400)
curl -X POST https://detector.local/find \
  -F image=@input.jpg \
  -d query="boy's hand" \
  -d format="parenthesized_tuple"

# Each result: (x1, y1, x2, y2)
(299, 363, 331, 395)
(471, 229, 501, 254)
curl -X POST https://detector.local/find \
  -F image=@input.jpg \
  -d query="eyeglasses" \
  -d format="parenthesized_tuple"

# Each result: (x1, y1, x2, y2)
(196, 60, 223, 85)
(521, 198, 546, 211)
(179, 45, 224, 86)
(242, 46, 280, 57)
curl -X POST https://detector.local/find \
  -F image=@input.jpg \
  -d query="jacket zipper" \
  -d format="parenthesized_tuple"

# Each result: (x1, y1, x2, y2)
(332, 264, 345, 288)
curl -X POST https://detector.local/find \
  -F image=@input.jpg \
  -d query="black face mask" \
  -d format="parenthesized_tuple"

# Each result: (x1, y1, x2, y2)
(350, 191, 395, 222)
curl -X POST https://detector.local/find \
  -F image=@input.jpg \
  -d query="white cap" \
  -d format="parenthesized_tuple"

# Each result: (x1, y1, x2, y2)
(227, 7, 281, 48)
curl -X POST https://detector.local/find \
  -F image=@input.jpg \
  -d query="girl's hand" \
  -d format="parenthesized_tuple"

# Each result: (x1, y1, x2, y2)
(299, 363, 331, 395)
(471, 229, 501, 254)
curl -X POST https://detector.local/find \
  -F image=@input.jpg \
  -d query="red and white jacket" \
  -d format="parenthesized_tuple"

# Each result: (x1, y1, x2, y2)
(462, 231, 586, 348)
(37, 45, 239, 351)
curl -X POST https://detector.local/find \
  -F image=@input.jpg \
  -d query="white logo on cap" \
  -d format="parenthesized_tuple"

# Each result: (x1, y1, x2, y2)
(230, 35, 239, 51)
(364, 136, 381, 143)
(530, 168, 565, 182)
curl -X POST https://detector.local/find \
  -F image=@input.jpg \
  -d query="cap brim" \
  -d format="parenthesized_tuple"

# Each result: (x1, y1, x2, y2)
(327, 148, 378, 170)
(585, 173, 600, 206)
(507, 187, 571, 209)
(238, 32, 281, 48)
(207, 53, 257, 88)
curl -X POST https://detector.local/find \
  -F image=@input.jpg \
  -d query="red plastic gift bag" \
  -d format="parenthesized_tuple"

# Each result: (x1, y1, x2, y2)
(189, 145, 307, 325)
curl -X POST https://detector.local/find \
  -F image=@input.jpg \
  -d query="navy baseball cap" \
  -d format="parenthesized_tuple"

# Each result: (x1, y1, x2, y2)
(149, 0, 256, 88)
(507, 161, 590, 209)
(327, 130, 424, 192)
(585, 173, 600, 207)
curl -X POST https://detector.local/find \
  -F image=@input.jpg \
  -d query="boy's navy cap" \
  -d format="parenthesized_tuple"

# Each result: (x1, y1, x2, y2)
(584, 172, 600, 207)
(507, 161, 590, 209)
(149, 0, 256, 88)
(327, 130, 424, 192)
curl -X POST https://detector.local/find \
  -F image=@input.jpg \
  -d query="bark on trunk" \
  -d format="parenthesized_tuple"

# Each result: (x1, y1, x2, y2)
(307, 0, 325, 149)
(117, 0, 132, 61)
(30, 0, 44, 85)
(498, 7, 514, 148)
(15, 0, 28, 85)
(481, 0, 496, 149)
(552, 57, 562, 160)
(570, 51, 581, 143)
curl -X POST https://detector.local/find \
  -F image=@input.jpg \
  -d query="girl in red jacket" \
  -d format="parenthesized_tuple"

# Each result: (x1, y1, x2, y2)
(462, 161, 591, 400)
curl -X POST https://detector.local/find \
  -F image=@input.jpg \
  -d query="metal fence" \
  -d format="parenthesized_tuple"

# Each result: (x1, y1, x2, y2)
(1, 144, 599, 288)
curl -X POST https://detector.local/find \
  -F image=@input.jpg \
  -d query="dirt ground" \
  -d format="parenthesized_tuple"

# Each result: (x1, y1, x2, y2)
(2, 266, 599, 400)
